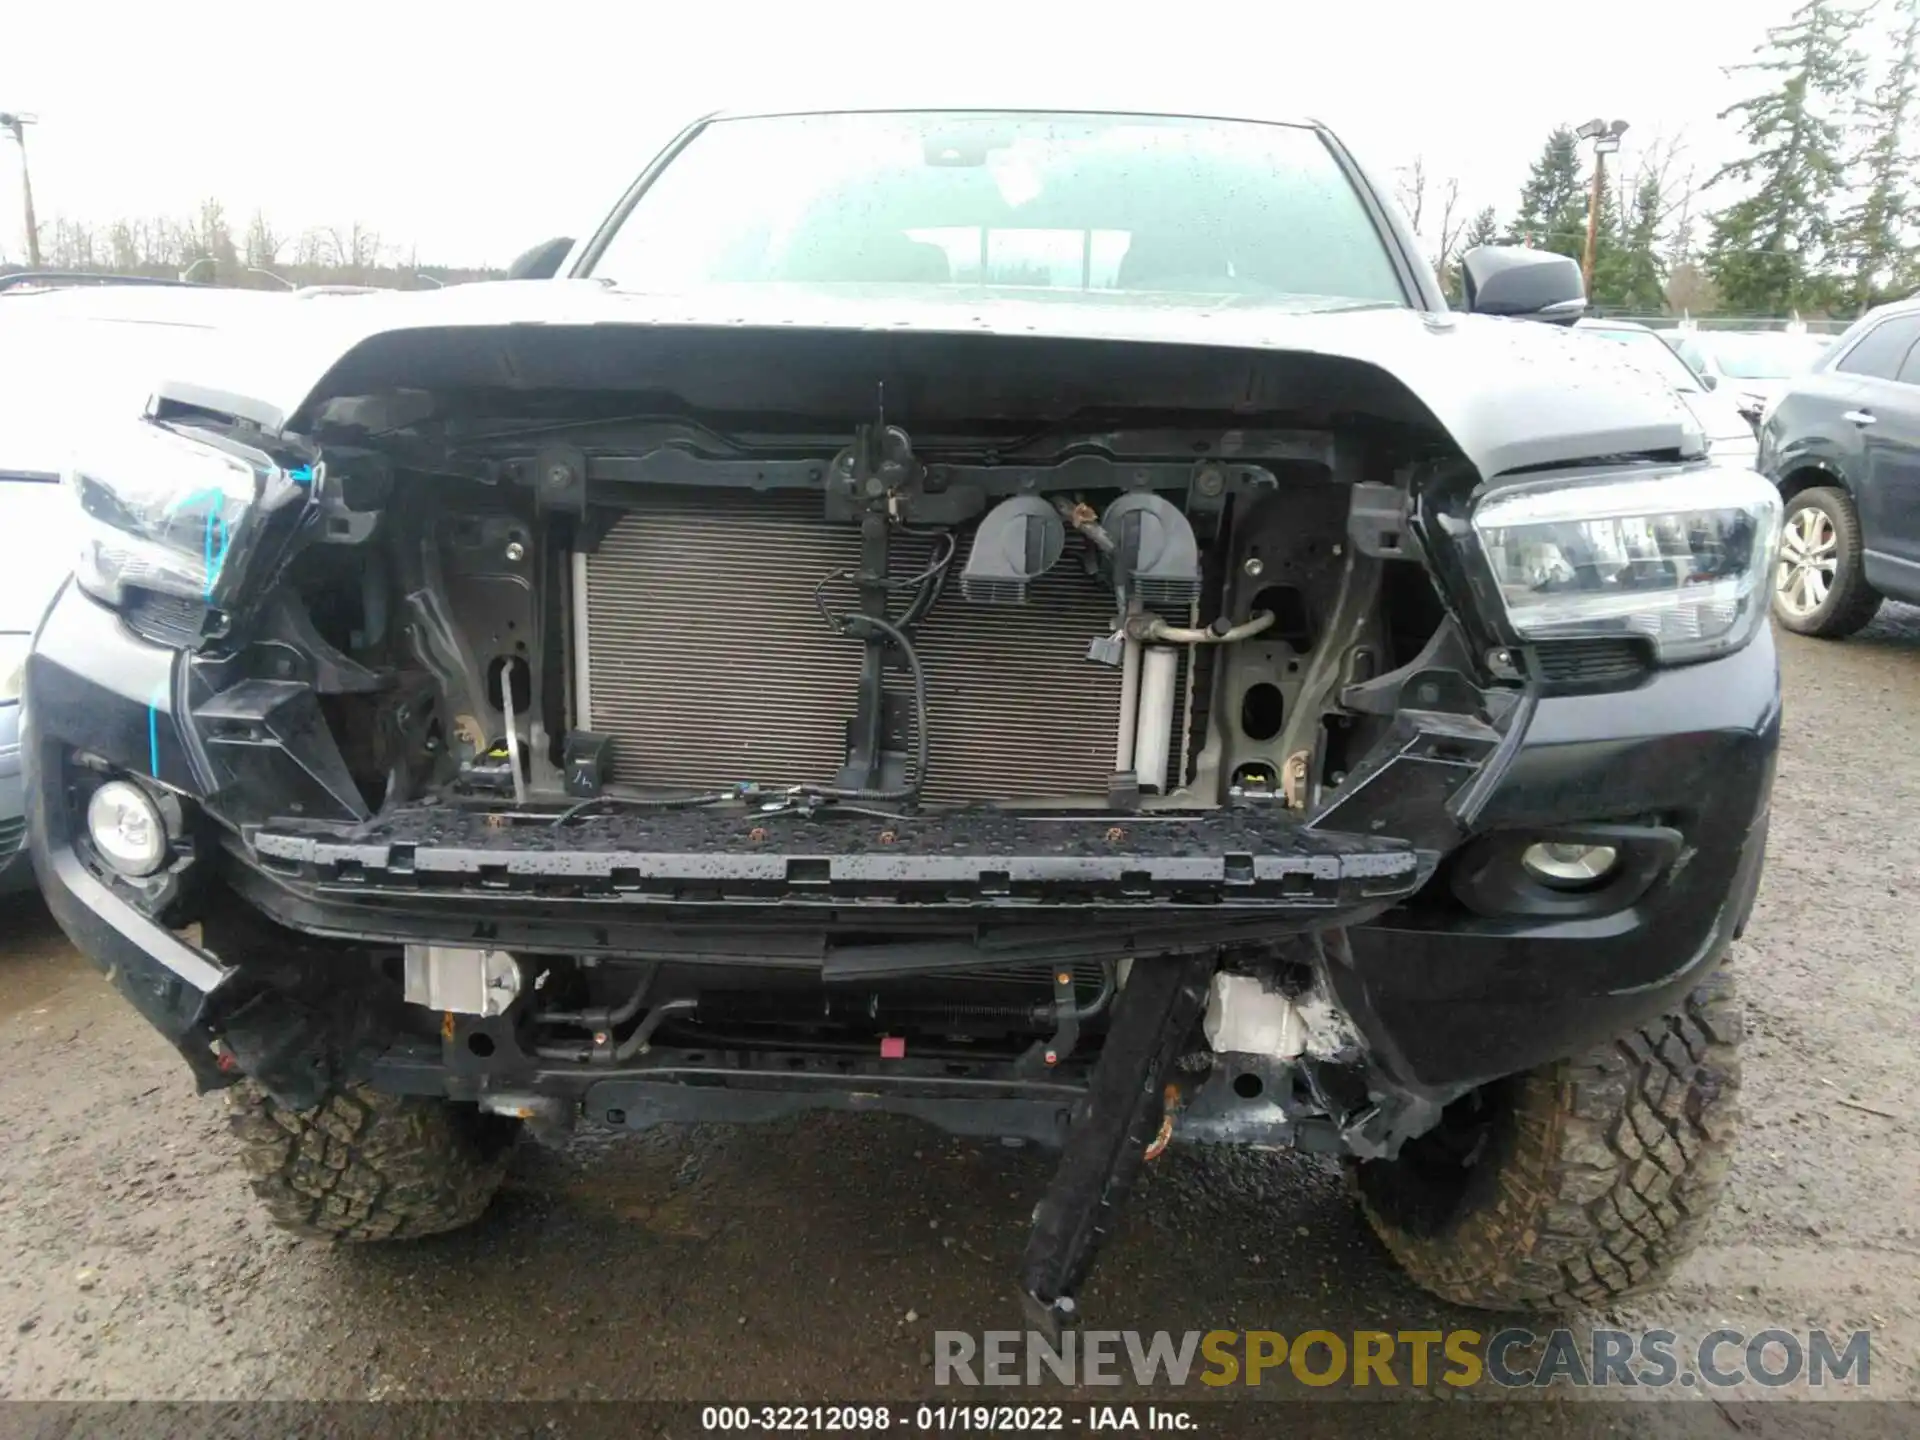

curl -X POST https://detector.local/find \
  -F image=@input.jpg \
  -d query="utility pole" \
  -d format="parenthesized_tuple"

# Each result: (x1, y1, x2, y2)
(0, 111, 39, 268)
(1575, 118, 1629, 296)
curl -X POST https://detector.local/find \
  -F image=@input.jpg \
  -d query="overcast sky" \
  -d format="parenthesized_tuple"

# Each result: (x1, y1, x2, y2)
(1, 0, 1805, 269)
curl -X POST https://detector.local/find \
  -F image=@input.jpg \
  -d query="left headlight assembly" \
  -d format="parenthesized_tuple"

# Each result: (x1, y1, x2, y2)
(1468, 463, 1782, 666)
(67, 421, 291, 612)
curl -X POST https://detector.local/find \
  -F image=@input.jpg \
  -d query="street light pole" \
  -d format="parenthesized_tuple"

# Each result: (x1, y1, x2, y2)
(0, 111, 40, 269)
(1575, 118, 1629, 296)
(1582, 150, 1607, 293)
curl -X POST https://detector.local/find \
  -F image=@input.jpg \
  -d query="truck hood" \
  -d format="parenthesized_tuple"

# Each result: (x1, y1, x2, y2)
(152, 281, 1704, 480)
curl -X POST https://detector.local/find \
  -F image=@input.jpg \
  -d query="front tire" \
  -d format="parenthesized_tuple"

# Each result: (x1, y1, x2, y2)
(1773, 486, 1882, 638)
(226, 1081, 518, 1241)
(1351, 964, 1741, 1310)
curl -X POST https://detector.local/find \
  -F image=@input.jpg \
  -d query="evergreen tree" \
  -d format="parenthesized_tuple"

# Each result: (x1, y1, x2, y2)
(1703, 0, 1867, 313)
(1462, 206, 1499, 252)
(1617, 175, 1670, 312)
(1835, 0, 1920, 308)
(1508, 128, 1588, 259)
(1586, 178, 1626, 304)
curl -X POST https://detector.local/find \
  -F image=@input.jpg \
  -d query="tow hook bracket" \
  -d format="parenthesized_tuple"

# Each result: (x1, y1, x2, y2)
(1019, 954, 1213, 1338)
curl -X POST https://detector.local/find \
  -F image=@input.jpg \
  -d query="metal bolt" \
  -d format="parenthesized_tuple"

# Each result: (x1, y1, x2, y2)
(505, 541, 526, 563)
(1243, 556, 1265, 577)
(1196, 467, 1225, 497)
(1331, 542, 1344, 557)
(1056, 971, 1072, 986)
(544, 464, 573, 491)
(593, 1031, 609, 1046)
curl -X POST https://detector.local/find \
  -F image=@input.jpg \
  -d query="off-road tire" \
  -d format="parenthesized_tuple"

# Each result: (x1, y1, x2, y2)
(226, 1081, 517, 1241)
(1774, 485, 1882, 639)
(1350, 963, 1741, 1310)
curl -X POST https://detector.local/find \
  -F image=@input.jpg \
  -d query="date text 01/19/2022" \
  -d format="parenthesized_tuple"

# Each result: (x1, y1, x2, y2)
(699, 1405, 1197, 1431)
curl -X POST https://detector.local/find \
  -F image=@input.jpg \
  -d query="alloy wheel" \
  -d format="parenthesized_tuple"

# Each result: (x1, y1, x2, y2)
(1776, 503, 1838, 618)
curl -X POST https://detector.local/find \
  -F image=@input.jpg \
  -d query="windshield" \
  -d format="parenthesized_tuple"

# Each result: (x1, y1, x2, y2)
(1581, 326, 1704, 392)
(1703, 333, 1829, 380)
(588, 111, 1407, 307)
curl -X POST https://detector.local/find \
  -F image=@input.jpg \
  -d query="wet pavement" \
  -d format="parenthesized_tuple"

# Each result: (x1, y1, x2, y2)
(2, 617, 1919, 1436)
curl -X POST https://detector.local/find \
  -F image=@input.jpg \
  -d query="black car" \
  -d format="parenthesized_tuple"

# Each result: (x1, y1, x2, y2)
(1761, 298, 1920, 636)
(25, 108, 1778, 1324)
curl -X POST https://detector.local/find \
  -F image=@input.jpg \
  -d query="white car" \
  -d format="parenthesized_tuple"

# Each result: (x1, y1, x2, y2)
(1575, 319, 1760, 468)
(1660, 328, 1832, 424)
(0, 280, 309, 891)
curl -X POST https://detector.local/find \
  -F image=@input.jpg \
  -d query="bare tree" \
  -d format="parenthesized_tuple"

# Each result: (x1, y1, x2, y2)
(1394, 156, 1430, 235)
(1665, 260, 1721, 314)
(244, 210, 283, 269)
(1395, 156, 1471, 287)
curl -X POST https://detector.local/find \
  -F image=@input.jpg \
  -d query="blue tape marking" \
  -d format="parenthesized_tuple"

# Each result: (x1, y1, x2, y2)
(163, 487, 234, 599)
(148, 678, 170, 779)
(287, 464, 314, 485)
(202, 512, 230, 599)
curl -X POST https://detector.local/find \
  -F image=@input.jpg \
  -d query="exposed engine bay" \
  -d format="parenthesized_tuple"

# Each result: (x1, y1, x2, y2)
(282, 413, 1437, 826)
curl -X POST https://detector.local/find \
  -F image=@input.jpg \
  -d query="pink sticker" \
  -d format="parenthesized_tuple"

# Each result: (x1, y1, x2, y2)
(880, 1035, 906, 1060)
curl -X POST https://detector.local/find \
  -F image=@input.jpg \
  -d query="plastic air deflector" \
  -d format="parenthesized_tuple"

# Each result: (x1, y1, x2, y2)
(962, 495, 1066, 604)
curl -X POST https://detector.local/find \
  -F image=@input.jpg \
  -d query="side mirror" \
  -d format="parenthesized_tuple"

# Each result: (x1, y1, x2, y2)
(1460, 246, 1586, 324)
(504, 237, 575, 281)
(1699, 372, 1719, 391)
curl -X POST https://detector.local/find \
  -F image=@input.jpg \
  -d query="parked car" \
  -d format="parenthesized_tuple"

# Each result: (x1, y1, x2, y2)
(1576, 318, 1759, 468)
(1760, 295, 1920, 636)
(0, 282, 304, 892)
(0, 475, 69, 892)
(24, 108, 1777, 1325)
(1662, 328, 1831, 425)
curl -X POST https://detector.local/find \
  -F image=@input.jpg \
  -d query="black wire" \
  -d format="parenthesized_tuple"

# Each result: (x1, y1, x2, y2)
(798, 519, 952, 805)
(796, 609, 930, 804)
(809, 529, 957, 631)
(549, 790, 737, 827)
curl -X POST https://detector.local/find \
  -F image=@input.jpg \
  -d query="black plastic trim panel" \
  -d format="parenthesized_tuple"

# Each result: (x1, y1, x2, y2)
(246, 805, 1425, 911)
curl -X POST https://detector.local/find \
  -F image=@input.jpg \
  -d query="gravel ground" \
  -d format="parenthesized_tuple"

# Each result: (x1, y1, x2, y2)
(1, 618, 1918, 1436)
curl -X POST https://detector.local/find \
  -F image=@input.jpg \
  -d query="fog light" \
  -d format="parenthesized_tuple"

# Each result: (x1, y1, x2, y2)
(87, 780, 168, 877)
(1520, 841, 1619, 889)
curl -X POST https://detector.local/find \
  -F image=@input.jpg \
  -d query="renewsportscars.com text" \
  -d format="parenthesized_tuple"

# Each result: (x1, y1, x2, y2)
(934, 1328, 1872, 1390)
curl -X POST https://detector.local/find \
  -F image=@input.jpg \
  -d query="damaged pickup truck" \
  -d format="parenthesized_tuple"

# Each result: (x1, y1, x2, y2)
(25, 109, 1778, 1323)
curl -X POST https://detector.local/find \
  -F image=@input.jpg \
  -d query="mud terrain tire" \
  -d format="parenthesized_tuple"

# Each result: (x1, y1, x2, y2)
(226, 1081, 517, 1241)
(1351, 963, 1741, 1309)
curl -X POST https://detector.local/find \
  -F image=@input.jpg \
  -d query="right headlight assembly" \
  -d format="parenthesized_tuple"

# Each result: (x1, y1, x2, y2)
(1468, 464, 1782, 666)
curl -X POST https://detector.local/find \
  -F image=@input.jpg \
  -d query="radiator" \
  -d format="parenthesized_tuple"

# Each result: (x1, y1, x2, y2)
(580, 491, 1161, 805)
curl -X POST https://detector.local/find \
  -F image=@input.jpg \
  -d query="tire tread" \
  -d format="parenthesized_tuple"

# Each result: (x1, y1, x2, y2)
(226, 1081, 514, 1242)
(1356, 964, 1741, 1309)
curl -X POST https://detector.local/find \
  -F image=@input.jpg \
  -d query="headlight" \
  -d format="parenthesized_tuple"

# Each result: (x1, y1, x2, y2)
(67, 422, 303, 611)
(1470, 464, 1781, 666)
(0, 633, 25, 704)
